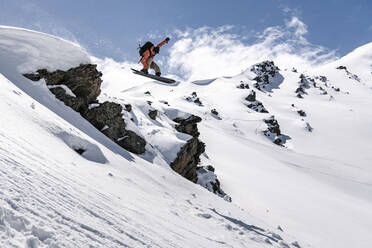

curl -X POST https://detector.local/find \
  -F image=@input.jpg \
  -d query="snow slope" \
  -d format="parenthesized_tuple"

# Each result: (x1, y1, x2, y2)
(0, 27, 301, 248)
(95, 41, 372, 248)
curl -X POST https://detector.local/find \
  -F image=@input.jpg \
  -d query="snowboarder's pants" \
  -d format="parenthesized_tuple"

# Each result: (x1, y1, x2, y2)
(142, 57, 160, 74)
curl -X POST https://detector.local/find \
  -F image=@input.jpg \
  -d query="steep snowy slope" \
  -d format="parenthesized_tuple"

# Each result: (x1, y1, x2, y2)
(0, 27, 301, 248)
(95, 42, 372, 248)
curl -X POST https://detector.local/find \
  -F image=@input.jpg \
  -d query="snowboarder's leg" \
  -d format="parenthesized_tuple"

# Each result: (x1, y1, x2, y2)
(148, 58, 161, 76)
(140, 56, 149, 74)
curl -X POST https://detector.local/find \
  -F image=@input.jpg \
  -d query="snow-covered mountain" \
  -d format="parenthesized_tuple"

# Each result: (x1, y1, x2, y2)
(0, 26, 371, 248)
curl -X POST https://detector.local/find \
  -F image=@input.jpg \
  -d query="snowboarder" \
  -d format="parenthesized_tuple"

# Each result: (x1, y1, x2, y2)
(139, 37, 170, 76)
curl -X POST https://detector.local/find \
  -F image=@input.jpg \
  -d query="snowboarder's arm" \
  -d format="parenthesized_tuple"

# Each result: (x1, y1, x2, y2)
(157, 37, 170, 48)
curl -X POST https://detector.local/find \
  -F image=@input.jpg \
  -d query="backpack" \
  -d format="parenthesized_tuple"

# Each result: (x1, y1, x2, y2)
(139, 41, 154, 57)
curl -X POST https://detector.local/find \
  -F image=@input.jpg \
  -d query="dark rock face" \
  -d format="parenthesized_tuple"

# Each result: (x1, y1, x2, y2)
(48, 86, 87, 112)
(264, 116, 281, 136)
(24, 64, 102, 106)
(247, 101, 268, 113)
(211, 109, 219, 116)
(82, 102, 146, 154)
(336, 65, 361, 82)
(336, 65, 347, 70)
(251, 61, 281, 90)
(196, 166, 231, 202)
(173, 115, 202, 137)
(170, 137, 205, 183)
(295, 74, 311, 98)
(172, 115, 230, 200)
(186, 92, 203, 106)
(237, 81, 250, 89)
(263, 115, 289, 146)
(148, 110, 158, 120)
(23, 65, 146, 154)
(117, 130, 146, 154)
(124, 104, 132, 112)
(245, 90, 256, 102)
(297, 110, 307, 117)
(82, 102, 125, 140)
(245, 90, 268, 113)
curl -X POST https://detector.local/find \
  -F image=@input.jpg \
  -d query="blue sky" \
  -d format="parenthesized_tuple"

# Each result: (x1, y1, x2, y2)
(0, 0, 371, 63)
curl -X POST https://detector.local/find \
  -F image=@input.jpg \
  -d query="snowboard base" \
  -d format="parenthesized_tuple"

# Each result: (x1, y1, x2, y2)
(131, 68, 176, 84)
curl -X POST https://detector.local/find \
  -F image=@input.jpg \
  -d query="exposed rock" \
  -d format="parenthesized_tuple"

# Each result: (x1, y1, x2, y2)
(211, 109, 219, 116)
(23, 65, 147, 155)
(205, 165, 215, 172)
(292, 241, 302, 248)
(173, 115, 202, 137)
(332, 86, 340, 92)
(251, 61, 281, 90)
(196, 166, 231, 202)
(124, 104, 132, 112)
(186, 92, 203, 106)
(317, 75, 328, 83)
(117, 130, 146, 154)
(23, 73, 41, 81)
(74, 148, 85, 155)
(263, 115, 289, 146)
(24, 64, 102, 105)
(297, 110, 306, 117)
(336, 65, 360, 82)
(245, 90, 268, 113)
(245, 90, 256, 102)
(48, 86, 87, 112)
(172, 114, 228, 200)
(336, 65, 347, 70)
(247, 101, 269, 113)
(295, 74, 311, 98)
(83, 102, 125, 140)
(148, 110, 158, 120)
(305, 122, 313, 132)
(170, 138, 205, 183)
(264, 116, 281, 136)
(237, 81, 250, 89)
(82, 101, 146, 154)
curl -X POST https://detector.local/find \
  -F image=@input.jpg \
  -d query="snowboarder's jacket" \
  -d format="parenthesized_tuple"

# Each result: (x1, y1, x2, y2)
(141, 38, 169, 70)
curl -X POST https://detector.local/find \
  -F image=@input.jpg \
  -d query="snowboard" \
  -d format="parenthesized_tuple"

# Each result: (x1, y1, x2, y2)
(131, 68, 176, 84)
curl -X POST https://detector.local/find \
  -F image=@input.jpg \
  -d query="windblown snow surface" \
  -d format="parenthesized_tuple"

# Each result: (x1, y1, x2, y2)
(1, 26, 372, 248)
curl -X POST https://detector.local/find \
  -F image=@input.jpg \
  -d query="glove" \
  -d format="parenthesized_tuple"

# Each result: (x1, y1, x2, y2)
(165, 37, 170, 43)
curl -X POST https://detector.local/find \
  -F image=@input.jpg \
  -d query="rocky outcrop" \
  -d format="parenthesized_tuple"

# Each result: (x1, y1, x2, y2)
(245, 90, 268, 113)
(170, 137, 205, 183)
(263, 116, 287, 146)
(173, 115, 202, 137)
(24, 64, 102, 110)
(237, 81, 250, 89)
(172, 115, 230, 200)
(196, 166, 231, 202)
(82, 102, 146, 154)
(251, 61, 281, 91)
(171, 115, 204, 182)
(295, 74, 311, 98)
(336, 65, 360, 82)
(148, 110, 158, 120)
(24, 64, 146, 154)
(185, 92, 203, 106)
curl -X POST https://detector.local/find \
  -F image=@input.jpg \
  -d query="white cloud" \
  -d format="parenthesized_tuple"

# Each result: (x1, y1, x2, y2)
(164, 17, 337, 81)
(285, 16, 308, 37)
